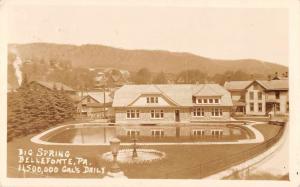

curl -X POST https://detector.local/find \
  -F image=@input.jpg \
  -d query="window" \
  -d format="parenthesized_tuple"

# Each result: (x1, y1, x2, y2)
(211, 130, 223, 136)
(287, 102, 289, 112)
(211, 108, 223, 116)
(250, 103, 254, 112)
(258, 103, 263, 112)
(192, 130, 205, 136)
(192, 96, 196, 103)
(127, 130, 140, 137)
(193, 108, 205, 117)
(197, 98, 202, 104)
(275, 92, 280, 99)
(276, 103, 280, 111)
(151, 130, 164, 137)
(253, 83, 259, 90)
(195, 98, 220, 104)
(126, 110, 140, 119)
(151, 97, 155, 103)
(147, 97, 158, 103)
(151, 109, 164, 119)
(87, 97, 91, 103)
(257, 92, 262, 100)
(250, 92, 254, 100)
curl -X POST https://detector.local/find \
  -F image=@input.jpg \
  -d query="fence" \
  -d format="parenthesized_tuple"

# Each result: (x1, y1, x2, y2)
(164, 125, 285, 179)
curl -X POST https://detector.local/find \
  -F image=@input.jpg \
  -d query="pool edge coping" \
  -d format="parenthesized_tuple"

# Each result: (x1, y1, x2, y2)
(30, 122, 264, 146)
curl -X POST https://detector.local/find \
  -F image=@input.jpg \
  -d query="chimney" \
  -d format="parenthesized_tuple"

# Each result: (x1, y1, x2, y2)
(226, 75, 231, 82)
(250, 74, 254, 80)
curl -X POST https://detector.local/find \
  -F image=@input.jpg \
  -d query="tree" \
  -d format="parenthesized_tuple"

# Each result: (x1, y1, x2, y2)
(7, 83, 75, 141)
(132, 68, 152, 84)
(152, 71, 168, 84)
(176, 69, 206, 84)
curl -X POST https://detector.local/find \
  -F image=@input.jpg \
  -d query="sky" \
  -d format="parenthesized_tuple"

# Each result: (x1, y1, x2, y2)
(7, 3, 289, 66)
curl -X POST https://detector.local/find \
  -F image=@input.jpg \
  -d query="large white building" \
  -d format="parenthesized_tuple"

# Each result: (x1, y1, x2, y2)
(112, 84, 233, 124)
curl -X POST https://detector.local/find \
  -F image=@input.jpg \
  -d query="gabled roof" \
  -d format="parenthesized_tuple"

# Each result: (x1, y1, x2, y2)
(256, 80, 288, 90)
(30, 81, 74, 92)
(113, 84, 233, 107)
(80, 92, 113, 104)
(273, 76, 288, 80)
(143, 85, 162, 94)
(89, 92, 113, 103)
(224, 80, 288, 91)
(224, 81, 252, 91)
(193, 84, 222, 96)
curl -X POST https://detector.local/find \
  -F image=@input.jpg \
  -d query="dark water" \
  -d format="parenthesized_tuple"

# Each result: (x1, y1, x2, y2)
(47, 126, 116, 144)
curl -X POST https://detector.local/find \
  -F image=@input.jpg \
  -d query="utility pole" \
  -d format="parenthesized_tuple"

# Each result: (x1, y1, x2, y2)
(104, 81, 106, 119)
(103, 76, 107, 119)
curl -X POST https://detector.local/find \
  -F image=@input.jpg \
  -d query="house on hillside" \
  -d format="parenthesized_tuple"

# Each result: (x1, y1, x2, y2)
(93, 68, 130, 89)
(28, 81, 77, 96)
(224, 79, 288, 116)
(271, 72, 288, 80)
(76, 92, 113, 119)
(112, 84, 233, 124)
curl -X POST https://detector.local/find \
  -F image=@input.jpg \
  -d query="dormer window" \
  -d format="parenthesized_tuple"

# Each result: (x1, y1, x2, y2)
(194, 97, 221, 104)
(147, 96, 158, 103)
(192, 96, 196, 103)
(151, 97, 155, 103)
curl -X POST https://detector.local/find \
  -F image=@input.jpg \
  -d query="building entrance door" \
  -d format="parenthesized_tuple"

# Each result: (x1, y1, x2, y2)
(175, 110, 180, 122)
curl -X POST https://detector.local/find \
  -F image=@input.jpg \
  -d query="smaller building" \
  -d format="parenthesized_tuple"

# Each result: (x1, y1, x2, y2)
(224, 79, 288, 116)
(27, 81, 77, 95)
(76, 92, 113, 119)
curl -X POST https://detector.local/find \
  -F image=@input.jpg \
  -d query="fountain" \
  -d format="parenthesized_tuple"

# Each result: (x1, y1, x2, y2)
(101, 137, 166, 164)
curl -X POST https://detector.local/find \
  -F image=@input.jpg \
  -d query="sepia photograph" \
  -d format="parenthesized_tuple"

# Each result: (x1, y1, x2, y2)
(1, 0, 300, 186)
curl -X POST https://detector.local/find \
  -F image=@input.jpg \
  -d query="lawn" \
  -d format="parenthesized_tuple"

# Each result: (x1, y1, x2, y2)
(253, 123, 282, 141)
(7, 122, 284, 179)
